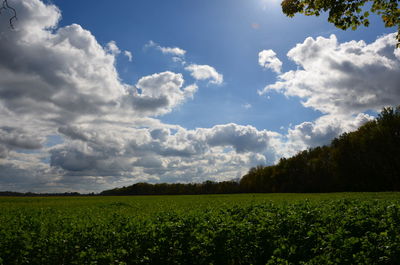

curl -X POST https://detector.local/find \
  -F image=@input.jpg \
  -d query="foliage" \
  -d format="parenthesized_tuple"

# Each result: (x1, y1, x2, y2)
(241, 106, 400, 193)
(1, 194, 400, 264)
(281, 0, 400, 47)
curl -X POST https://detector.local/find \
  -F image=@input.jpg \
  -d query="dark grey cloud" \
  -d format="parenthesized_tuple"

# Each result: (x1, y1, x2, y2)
(50, 148, 98, 172)
(0, 127, 43, 150)
(150, 129, 169, 141)
(44, 123, 272, 189)
(205, 124, 269, 153)
(58, 126, 91, 142)
(132, 156, 163, 168)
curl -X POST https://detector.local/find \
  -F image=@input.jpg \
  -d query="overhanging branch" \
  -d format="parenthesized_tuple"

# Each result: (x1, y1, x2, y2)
(0, 0, 17, 29)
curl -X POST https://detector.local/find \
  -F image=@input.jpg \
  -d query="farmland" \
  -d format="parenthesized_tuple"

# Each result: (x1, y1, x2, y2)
(1, 193, 400, 264)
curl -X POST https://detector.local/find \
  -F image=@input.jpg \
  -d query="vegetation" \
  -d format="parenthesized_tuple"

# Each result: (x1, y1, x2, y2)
(281, 0, 400, 47)
(1, 193, 400, 264)
(241, 106, 400, 193)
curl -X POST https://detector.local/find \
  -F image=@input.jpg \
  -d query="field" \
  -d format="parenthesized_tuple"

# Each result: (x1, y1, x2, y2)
(1, 193, 400, 264)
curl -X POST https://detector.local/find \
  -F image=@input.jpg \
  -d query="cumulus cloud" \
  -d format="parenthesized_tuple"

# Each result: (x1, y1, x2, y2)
(0, 0, 199, 125)
(260, 33, 400, 115)
(258, 49, 282, 73)
(130, 71, 197, 116)
(0, 0, 272, 192)
(146, 40, 186, 57)
(0, 6, 128, 125)
(185, 64, 224, 85)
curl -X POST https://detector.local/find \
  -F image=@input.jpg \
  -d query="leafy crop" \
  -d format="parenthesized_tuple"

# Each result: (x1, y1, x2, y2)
(1, 193, 400, 264)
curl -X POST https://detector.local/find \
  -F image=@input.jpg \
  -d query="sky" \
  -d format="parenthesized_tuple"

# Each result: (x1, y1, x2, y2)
(0, 0, 399, 193)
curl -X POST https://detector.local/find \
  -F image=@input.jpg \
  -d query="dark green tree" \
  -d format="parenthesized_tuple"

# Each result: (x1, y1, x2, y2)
(281, 0, 400, 47)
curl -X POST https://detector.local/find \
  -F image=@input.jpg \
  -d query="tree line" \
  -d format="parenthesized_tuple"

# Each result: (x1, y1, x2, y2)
(100, 180, 241, 196)
(101, 106, 400, 195)
(242, 106, 400, 193)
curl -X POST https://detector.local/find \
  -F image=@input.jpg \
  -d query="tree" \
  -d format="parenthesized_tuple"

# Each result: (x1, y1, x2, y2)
(281, 0, 400, 47)
(0, 0, 17, 29)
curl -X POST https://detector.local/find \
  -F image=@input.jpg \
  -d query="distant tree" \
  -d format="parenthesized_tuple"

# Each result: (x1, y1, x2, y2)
(281, 0, 400, 47)
(0, 0, 17, 28)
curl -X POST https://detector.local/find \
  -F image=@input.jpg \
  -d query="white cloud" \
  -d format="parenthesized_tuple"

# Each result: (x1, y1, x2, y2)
(258, 49, 282, 73)
(124, 50, 133, 61)
(131, 71, 197, 116)
(106, 41, 120, 55)
(260, 33, 400, 115)
(0, 15, 128, 125)
(146, 40, 186, 57)
(185, 64, 224, 85)
(160, 46, 186, 57)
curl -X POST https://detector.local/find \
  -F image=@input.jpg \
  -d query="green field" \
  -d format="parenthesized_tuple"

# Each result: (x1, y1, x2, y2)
(1, 193, 400, 264)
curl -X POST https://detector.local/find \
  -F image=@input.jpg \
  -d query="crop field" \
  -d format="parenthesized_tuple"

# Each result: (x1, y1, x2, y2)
(1, 193, 400, 264)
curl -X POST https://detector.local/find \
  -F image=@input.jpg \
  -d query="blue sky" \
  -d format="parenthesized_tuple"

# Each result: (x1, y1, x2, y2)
(0, 0, 399, 192)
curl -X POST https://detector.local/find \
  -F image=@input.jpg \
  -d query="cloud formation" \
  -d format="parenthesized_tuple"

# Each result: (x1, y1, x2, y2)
(258, 49, 282, 73)
(49, 123, 273, 190)
(0, 0, 270, 192)
(131, 71, 197, 116)
(260, 33, 400, 115)
(185, 64, 224, 85)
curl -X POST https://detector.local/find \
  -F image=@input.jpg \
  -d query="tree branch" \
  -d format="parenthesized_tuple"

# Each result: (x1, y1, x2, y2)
(0, 0, 17, 29)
